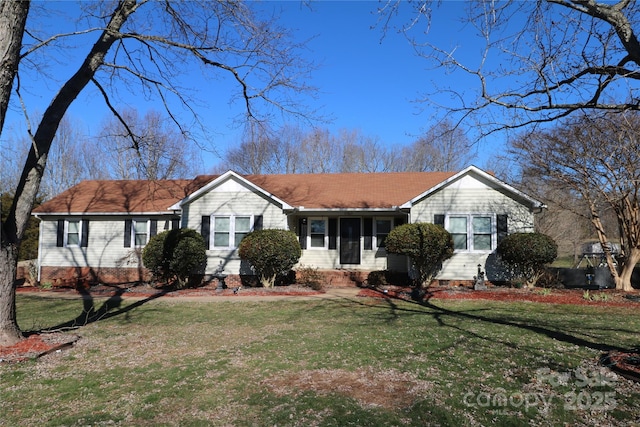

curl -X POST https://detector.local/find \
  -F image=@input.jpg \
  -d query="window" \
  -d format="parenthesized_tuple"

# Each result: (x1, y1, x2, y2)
(133, 219, 149, 247)
(214, 217, 230, 247)
(309, 218, 327, 248)
(446, 214, 495, 252)
(234, 216, 251, 244)
(66, 220, 81, 246)
(375, 219, 392, 248)
(57, 219, 88, 248)
(210, 215, 257, 248)
(449, 217, 468, 250)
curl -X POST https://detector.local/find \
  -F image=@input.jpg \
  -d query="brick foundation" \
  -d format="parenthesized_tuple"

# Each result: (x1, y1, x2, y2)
(39, 266, 152, 287)
(37, 266, 482, 289)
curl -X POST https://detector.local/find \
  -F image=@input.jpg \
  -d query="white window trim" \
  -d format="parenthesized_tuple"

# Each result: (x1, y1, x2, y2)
(445, 213, 496, 253)
(307, 217, 328, 250)
(132, 218, 150, 248)
(64, 219, 83, 247)
(210, 214, 255, 249)
(373, 217, 394, 249)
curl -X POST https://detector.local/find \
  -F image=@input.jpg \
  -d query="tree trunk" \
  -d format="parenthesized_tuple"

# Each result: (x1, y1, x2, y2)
(0, 1, 29, 133)
(0, 1, 30, 346)
(0, 243, 22, 346)
(0, 0, 138, 347)
(616, 248, 640, 292)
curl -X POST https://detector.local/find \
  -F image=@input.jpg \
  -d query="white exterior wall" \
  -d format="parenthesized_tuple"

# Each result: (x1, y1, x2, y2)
(181, 177, 289, 275)
(38, 215, 176, 271)
(292, 215, 408, 272)
(410, 174, 535, 281)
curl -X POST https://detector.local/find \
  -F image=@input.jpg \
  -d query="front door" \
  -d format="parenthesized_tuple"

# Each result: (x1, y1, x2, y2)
(340, 218, 361, 264)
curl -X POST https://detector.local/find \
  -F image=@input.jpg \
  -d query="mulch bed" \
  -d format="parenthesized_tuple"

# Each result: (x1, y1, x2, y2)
(16, 282, 324, 298)
(358, 285, 640, 308)
(0, 333, 79, 363)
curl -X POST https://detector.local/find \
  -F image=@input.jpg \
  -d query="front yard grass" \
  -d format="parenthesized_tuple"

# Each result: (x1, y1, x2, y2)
(2, 294, 640, 426)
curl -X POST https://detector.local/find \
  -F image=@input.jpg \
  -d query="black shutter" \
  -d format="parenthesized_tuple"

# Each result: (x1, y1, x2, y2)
(150, 219, 158, 237)
(394, 217, 406, 227)
(124, 219, 132, 248)
(56, 219, 64, 247)
(254, 215, 263, 231)
(434, 214, 445, 228)
(328, 218, 337, 249)
(80, 220, 89, 247)
(497, 214, 508, 245)
(201, 216, 211, 250)
(171, 218, 180, 230)
(298, 218, 307, 249)
(363, 218, 373, 250)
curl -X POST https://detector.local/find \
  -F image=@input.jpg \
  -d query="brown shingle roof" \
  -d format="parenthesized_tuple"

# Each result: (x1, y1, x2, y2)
(243, 172, 456, 209)
(34, 171, 457, 214)
(33, 178, 215, 214)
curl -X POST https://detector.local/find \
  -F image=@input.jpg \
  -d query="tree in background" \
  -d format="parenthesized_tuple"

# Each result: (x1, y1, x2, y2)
(511, 113, 640, 291)
(381, 0, 640, 136)
(0, 1, 315, 346)
(221, 121, 472, 174)
(95, 109, 202, 180)
(393, 120, 473, 172)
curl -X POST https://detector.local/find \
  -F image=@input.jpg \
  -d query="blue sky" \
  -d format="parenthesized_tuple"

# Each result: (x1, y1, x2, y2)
(4, 1, 502, 172)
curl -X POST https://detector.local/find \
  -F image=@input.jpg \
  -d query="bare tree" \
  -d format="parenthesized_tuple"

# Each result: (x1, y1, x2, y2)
(0, 1, 315, 346)
(379, 0, 640, 136)
(393, 120, 474, 172)
(96, 109, 202, 180)
(511, 113, 640, 291)
(39, 116, 94, 199)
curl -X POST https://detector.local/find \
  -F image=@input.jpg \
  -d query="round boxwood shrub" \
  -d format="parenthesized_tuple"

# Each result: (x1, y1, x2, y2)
(384, 222, 454, 287)
(496, 232, 557, 287)
(238, 229, 301, 288)
(142, 228, 207, 286)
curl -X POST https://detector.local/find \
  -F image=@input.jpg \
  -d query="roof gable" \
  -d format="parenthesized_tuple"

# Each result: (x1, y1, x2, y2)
(401, 165, 545, 209)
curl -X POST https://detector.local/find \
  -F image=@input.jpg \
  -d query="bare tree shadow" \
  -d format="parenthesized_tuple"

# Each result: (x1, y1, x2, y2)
(37, 287, 173, 333)
(334, 289, 632, 354)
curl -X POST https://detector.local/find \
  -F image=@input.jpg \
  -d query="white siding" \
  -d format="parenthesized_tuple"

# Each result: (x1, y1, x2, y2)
(38, 215, 175, 270)
(182, 176, 289, 275)
(411, 172, 536, 281)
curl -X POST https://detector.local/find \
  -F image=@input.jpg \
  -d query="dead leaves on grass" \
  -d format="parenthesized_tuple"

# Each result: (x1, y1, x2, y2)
(263, 367, 433, 409)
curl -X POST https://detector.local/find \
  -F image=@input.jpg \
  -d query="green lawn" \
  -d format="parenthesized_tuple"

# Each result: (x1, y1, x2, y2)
(2, 293, 640, 426)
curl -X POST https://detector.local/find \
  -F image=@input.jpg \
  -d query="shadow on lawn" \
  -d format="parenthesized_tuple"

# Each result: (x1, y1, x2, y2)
(37, 287, 172, 333)
(350, 289, 632, 354)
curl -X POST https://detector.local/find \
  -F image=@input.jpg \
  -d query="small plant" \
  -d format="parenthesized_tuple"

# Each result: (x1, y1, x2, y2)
(39, 281, 53, 290)
(535, 288, 552, 296)
(295, 265, 325, 290)
(583, 291, 610, 302)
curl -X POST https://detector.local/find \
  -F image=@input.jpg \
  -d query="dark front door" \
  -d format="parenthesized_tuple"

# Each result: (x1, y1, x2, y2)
(340, 218, 361, 265)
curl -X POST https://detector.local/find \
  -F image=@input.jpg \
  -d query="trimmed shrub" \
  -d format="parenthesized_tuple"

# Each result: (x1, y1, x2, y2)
(142, 228, 207, 286)
(384, 223, 454, 287)
(496, 232, 558, 287)
(238, 229, 301, 288)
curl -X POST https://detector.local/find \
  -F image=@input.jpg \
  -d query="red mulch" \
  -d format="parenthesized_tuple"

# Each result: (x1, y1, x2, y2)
(357, 285, 640, 308)
(0, 333, 79, 363)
